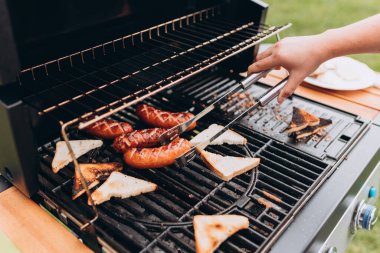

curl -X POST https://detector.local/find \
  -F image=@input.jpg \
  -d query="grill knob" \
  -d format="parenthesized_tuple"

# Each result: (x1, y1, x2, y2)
(352, 200, 378, 232)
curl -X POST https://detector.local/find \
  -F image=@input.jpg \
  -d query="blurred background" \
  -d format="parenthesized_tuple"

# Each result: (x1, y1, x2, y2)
(265, 1, 380, 252)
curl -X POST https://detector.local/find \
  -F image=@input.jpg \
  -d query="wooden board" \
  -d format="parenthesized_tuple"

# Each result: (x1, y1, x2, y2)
(0, 187, 93, 253)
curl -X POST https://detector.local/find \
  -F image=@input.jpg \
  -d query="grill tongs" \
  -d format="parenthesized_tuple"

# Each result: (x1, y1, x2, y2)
(158, 69, 273, 146)
(175, 74, 289, 168)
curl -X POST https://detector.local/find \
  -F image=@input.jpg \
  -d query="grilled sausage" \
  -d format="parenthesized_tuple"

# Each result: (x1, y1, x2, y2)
(113, 128, 167, 152)
(83, 118, 133, 139)
(123, 138, 192, 169)
(136, 104, 196, 130)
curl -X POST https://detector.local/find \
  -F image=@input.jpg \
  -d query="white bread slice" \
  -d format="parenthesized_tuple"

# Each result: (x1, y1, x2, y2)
(190, 124, 247, 147)
(89, 172, 157, 205)
(200, 150, 260, 181)
(52, 140, 103, 173)
(194, 215, 249, 253)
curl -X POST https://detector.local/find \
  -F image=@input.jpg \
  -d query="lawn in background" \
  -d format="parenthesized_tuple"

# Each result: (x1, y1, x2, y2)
(264, 0, 380, 71)
(264, 1, 380, 253)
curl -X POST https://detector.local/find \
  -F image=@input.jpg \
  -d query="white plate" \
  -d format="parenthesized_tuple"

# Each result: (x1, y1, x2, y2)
(304, 57, 376, 91)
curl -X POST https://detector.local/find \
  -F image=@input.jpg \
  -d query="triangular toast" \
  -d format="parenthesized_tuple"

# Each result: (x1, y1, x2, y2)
(72, 162, 123, 200)
(89, 172, 157, 205)
(294, 117, 332, 139)
(200, 150, 260, 181)
(191, 124, 247, 147)
(284, 107, 320, 133)
(52, 140, 103, 173)
(193, 215, 249, 253)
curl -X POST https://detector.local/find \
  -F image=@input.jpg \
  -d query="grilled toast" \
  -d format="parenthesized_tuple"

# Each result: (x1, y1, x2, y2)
(72, 162, 123, 200)
(284, 107, 320, 133)
(89, 172, 157, 205)
(193, 215, 249, 253)
(52, 140, 103, 173)
(200, 150, 260, 181)
(190, 124, 247, 147)
(294, 117, 332, 139)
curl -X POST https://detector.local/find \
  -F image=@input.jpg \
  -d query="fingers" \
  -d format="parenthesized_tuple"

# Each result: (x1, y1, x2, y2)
(247, 56, 279, 75)
(255, 47, 273, 61)
(277, 73, 304, 104)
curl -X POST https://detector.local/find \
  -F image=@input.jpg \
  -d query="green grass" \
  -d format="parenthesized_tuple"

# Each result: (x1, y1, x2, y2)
(264, 1, 380, 252)
(264, 0, 380, 71)
(0, 230, 20, 253)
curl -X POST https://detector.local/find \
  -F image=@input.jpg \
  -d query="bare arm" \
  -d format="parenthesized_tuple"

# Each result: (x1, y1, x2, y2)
(248, 14, 380, 103)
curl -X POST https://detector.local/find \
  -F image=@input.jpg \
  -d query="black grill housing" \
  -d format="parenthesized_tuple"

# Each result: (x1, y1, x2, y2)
(0, 1, 371, 253)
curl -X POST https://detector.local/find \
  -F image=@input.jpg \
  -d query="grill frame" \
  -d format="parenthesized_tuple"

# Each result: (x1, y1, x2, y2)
(35, 70, 370, 253)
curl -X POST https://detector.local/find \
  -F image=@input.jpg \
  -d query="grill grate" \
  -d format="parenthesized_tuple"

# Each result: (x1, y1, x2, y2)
(172, 72, 369, 161)
(37, 80, 335, 252)
(19, 6, 290, 127)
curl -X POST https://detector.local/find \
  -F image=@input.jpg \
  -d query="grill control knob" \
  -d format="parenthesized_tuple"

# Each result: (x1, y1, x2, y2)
(352, 200, 378, 232)
(369, 186, 377, 198)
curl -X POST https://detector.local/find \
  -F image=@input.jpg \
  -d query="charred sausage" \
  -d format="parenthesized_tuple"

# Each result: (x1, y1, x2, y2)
(83, 118, 133, 139)
(123, 138, 192, 169)
(113, 128, 167, 152)
(136, 104, 196, 130)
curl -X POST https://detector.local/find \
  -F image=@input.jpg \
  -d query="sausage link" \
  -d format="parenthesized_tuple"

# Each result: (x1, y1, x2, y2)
(83, 118, 133, 139)
(136, 104, 196, 130)
(113, 128, 166, 152)
(123, 138, 192, 169)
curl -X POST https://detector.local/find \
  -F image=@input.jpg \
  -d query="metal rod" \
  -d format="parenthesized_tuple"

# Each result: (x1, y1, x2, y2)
(60, 121, 99, 230)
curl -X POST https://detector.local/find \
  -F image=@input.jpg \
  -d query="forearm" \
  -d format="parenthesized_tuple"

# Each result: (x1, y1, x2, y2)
(320, 14, 380, 59)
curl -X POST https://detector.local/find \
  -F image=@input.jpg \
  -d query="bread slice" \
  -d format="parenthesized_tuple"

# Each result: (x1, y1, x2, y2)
(284, 107, 320, 133)
(52, 140, 103, 173)
(200, 150, 260, 181)
(194, 215, 249, 253)
(294, 117, 332, 139)
(190, 124, 247, 147)
(89, 172, 158, 205)
(72, 162, 123, 200)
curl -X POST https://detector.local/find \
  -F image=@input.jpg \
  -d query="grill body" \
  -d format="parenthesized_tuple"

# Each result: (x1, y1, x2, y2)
(0, 1, 379, 253)
(0, 0, 268, 196)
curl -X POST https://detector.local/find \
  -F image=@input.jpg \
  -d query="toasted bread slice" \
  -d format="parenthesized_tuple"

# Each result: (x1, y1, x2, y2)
(72, 162, 123, 200)
(52, 140, 103, 173)
(294, 117, 332, 139)
(200, 150, 260, 181)
(190, 124, 247, 147)
(284, 107, 320, 133)
(89, 172, 157, 205)
(194, 215, 249, 253)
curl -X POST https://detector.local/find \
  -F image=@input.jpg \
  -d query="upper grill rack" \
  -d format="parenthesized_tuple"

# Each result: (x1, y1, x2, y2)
(19, 5, 290, 128)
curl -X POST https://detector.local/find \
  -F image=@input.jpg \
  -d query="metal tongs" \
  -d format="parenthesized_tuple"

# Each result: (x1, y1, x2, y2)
(158, 69, 273, 146)
(175, 75, 289, 168)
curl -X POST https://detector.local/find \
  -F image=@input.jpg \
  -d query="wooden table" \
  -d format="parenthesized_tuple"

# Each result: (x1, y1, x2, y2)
(0, 70, 379, 253)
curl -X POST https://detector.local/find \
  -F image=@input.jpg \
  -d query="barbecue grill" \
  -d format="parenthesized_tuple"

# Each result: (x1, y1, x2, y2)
(0, 1, 379, 253)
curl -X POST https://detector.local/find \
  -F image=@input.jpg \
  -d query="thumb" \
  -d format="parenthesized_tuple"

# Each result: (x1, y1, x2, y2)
(277, 73, 304, 104)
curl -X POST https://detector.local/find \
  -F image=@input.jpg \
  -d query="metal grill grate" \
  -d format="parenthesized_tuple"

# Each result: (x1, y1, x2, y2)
(37, 81, 335, 252)
(19, 6, 290, 128)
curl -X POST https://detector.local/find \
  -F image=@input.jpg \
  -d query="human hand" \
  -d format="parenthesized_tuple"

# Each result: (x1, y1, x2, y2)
(248, 34, 330, 103)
